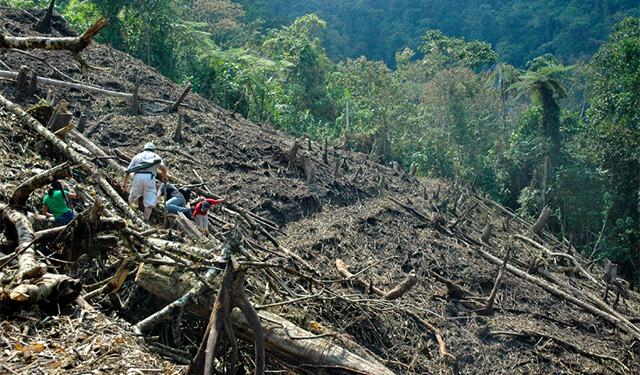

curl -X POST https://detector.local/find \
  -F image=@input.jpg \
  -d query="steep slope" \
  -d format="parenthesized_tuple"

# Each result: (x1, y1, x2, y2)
(0, 7, 638, 375)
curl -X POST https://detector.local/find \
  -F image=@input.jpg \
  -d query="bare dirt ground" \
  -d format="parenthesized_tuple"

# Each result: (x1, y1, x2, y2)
(0, 7, 639, 375)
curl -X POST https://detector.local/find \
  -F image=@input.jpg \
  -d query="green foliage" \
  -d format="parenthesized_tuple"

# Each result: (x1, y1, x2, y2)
(59, 0, 101, 31)
(261, 14, 336, 122)
(418, 30, 498, 71)
(0, 0, 49, 8)
(259, 0, 640, 68)
(586, 16, 640, 282)
(509, 54, 573, 169)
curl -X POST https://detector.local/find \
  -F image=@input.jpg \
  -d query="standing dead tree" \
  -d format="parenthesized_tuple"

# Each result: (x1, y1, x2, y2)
(35, 0, 56, 33)
(531, 205, 552, 235)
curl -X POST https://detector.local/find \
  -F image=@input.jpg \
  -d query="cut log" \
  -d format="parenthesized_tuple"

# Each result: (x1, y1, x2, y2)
(0, 71, 190, 108)
(175, 211, 204, 241)
(479, 245, 512, 315)
(68, 129, 124, 172)
(10, 162, 71, 206)
(136, 258, 395, 375)
(514, 234, 601, 286)
(336, 258, 385, 296)
(383, 274, 418, 300)
(2, 207, 41, 281)
(472, 245, 640, 340)
(0, 15, 107, 53)
(431, 272, 475, 299)
(3, 273, 81, 311)
(232, 309, 395, 375)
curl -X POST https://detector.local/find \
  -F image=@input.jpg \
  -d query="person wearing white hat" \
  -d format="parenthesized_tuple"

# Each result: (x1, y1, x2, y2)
(121, 142, 168, 221)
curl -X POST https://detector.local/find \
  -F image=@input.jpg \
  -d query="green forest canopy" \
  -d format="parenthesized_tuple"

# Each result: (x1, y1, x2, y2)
(262, 0, 640, 68)
(4, 0, 640, 286)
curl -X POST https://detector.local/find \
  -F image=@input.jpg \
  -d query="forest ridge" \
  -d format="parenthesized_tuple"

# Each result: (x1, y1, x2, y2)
(5, 1, 640, 286)
(263, 0, 640, 67)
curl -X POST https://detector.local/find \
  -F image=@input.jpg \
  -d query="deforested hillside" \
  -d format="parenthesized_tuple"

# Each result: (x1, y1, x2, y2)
(0, 7, 638, 375)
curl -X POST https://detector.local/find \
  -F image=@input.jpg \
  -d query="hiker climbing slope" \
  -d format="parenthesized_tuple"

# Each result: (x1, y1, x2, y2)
(193, 197, 227, 231)
(159, 182, 193, 218)
(121, 142, 168, 221)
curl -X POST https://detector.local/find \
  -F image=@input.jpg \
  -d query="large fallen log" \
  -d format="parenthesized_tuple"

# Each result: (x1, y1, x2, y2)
(136, 260, 395, 375)
(32, 217, 125, 243)
(2, 273, 81, 311)
(68, 130, 124, 172)
(0, 16, 107, 53)
(234, 309, 395, 375)
(10, 162, 71, 206)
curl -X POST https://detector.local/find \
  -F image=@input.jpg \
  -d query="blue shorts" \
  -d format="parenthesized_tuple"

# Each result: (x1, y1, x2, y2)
(55, 210, 78, 227)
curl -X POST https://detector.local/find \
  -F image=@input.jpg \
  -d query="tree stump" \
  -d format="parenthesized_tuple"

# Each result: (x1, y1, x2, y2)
(531, 205, 552, 235)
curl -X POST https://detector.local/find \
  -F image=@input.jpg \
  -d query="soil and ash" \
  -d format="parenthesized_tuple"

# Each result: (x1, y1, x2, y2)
(0, 6, 638, 375)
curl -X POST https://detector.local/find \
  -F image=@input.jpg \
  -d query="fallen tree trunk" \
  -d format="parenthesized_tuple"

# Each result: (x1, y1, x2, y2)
(3, 273, 81, 310)
(0, 93, 146, 228)
(136, 260, 395, 375)
(0, 16, 107, 53)
(168, 82, 192, 113)
(232, 309, 395, 375)
(175, 211, 205, 241)
(3, 207, 42, 281)
(0, 71, 190, 107)
(514, 234, 601, 287)
(32, 216, 125, 243)
(68, 129, 124, 172)
(10, 162, 71, 206)
(472, 245, 640, 341)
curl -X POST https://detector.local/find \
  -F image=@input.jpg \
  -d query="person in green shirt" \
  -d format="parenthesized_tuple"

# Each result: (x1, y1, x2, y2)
(42, 181, 79, 227)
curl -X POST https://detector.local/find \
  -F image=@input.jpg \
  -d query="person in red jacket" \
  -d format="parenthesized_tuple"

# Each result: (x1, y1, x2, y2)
(193, 197, 227, 230)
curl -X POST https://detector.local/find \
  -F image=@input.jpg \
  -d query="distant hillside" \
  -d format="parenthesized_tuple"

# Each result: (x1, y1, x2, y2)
(259, 0, 640, 67)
